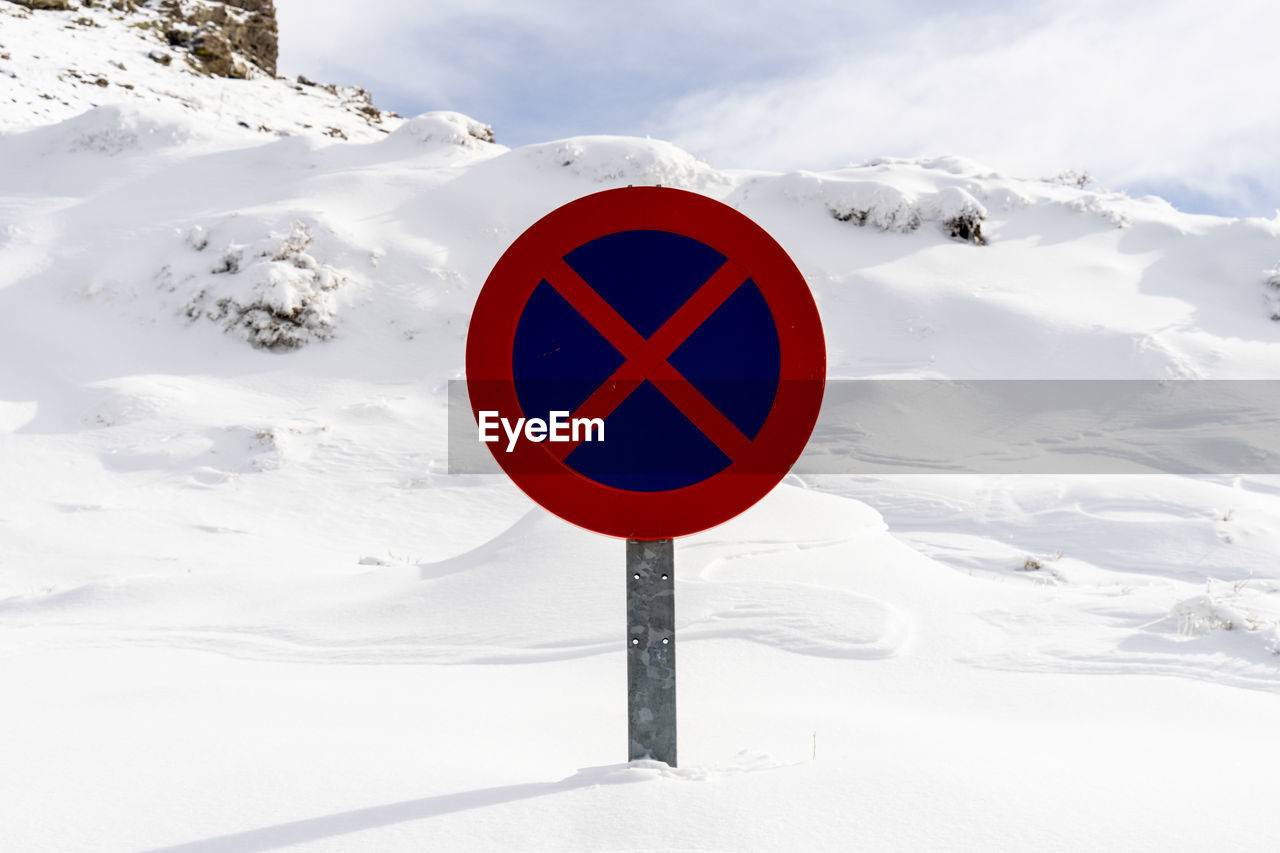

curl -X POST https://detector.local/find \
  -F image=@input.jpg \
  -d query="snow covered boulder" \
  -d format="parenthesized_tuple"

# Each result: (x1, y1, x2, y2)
(517, 135, 726, 190)
(387, 111, 496, 147)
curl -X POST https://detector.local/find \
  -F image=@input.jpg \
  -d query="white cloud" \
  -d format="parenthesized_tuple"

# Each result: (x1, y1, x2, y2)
(275, 0, 1280, 215)
(660, 0, 1280, 214)
(273, 0, 908, 137)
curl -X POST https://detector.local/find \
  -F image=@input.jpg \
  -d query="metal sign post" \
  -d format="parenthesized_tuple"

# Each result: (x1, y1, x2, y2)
(626, 538, 676, 765)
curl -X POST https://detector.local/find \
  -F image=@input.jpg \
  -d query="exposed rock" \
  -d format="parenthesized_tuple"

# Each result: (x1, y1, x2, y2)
(14, 0, 279, 78)
(12, 0, 76, 9)
(157, 0, 278, 78)
(4, 0, 405, 139)
(221, 0, 272, 11)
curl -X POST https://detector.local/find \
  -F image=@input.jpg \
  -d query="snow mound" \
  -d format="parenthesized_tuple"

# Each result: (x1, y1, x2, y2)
(864, 154, 1002, 179)
(0, 485, 912, 664)
(1172, 582, 1280, 644)
(387, 111, 497, 148)
(518, 135, 727, 190)
(61, 104, 202, 155)
(4, 103, 216, 159)
(679, 579, 910, 658)
(0, 400, 37, 433)
(773, 171, 987, 243)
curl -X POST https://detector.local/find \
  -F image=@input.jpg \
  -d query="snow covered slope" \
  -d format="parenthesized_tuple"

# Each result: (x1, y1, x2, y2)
(0, 0, 401, 141)
(3, 3, 1280, 851)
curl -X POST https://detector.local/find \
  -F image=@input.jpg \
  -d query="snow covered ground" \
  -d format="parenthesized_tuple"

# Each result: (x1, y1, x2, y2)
(0, 0, 399, 141)
(3, 3, 1280, 851)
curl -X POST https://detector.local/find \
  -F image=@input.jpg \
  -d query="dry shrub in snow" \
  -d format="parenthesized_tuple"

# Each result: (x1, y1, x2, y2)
(924, 186, 987, 245)
(819, 178, 987, 244)
(179, 221, 348, 350)
(1266, 264, 1280, 321)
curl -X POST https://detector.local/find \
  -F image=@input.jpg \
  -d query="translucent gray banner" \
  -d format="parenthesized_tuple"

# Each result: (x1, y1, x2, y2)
(448, 380, 1280, 475)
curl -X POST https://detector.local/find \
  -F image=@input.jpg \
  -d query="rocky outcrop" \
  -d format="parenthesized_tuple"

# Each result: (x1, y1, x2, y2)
(12, 0, 279, 78)
(158, 0, 278, 78)
(3, 0, 401, 138)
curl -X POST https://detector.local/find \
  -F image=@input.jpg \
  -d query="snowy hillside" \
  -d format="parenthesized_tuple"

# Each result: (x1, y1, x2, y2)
(0, 0, 401, 141)
(3, 2, 1280, 851)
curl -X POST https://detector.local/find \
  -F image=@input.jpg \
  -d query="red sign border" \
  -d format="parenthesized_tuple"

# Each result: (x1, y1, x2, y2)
(466, 186, 826, 539)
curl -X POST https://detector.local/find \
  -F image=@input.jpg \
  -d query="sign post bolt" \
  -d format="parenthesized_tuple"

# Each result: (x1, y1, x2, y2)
(626, 538, 676, 767)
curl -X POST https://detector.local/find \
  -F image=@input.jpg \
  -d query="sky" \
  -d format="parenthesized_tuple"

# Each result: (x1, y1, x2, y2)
(275, 0, 1280, 219)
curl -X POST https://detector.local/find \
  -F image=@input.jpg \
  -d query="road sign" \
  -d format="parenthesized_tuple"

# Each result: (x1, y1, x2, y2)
(467, 186, 825, 766)
(467, 186, 826, 540)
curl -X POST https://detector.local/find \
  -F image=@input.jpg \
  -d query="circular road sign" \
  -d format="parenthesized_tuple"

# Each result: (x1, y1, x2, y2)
(466, 186, 825, 539)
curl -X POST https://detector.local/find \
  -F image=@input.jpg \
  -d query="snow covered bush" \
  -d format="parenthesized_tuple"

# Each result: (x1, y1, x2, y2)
(825, 181, 923, 233)
(1067, 193, 1131, 228)
(1170, 579, 1279, 653)
(791, 172, 987, 244)
(174, 220, 349, 350)
(1266, 264, 1280, 321)
(1048, 169, 1093, 189)
(1174, 591, 1253, 634)
(923, 186, 987, 245)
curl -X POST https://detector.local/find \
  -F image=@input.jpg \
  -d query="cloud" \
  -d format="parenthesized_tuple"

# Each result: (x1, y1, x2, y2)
(274, 0, 908, 140)
(659, 0, 1280, 216)
(275, 0, 1280, 216)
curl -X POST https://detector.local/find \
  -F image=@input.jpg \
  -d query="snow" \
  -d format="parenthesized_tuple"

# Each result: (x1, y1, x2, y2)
(0, 0, 399, 142)
(3, 4, 1280, 851)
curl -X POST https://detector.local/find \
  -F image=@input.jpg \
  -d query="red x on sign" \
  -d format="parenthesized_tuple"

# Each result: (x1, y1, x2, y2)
(466, 187, 825, 539)
(540, 255, 755, 462)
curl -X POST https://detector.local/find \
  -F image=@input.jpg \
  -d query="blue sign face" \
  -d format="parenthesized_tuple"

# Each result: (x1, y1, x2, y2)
(512, 229, 781, 492)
